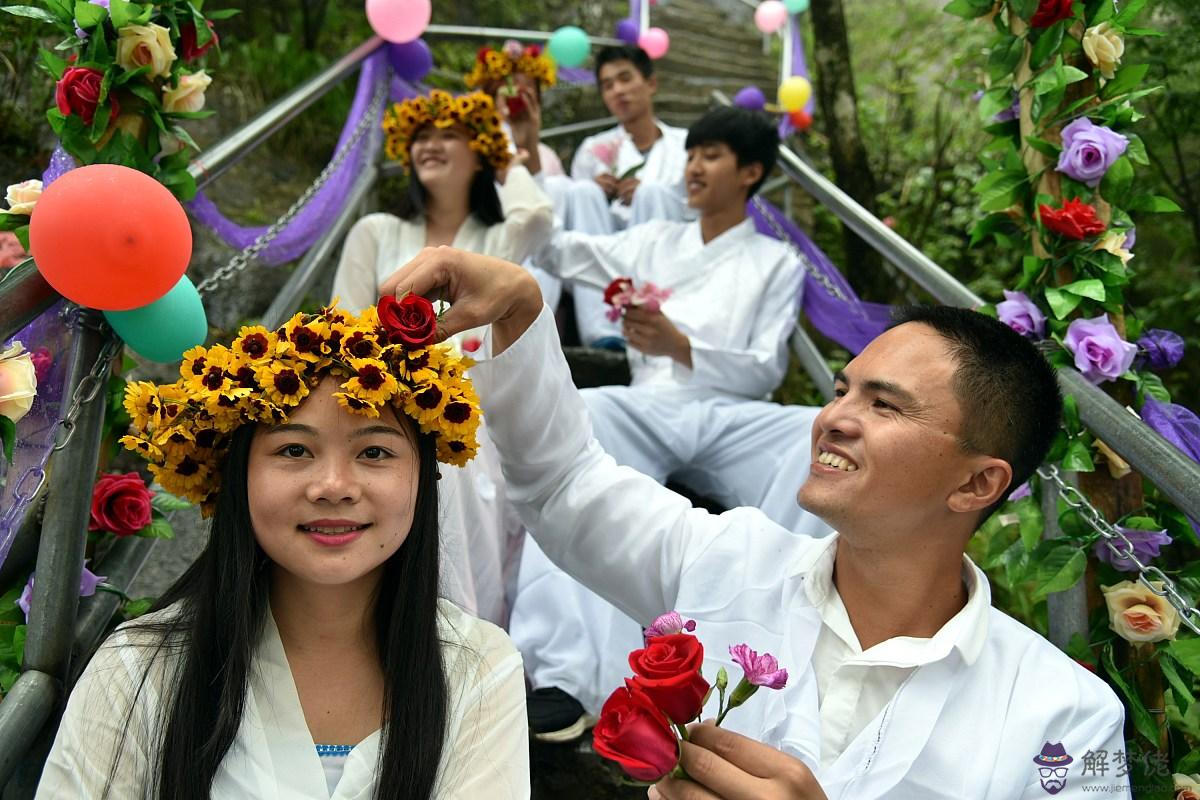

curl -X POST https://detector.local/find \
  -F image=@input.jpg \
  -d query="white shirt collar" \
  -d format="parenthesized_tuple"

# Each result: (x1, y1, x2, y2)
(792, 533, 990, 667)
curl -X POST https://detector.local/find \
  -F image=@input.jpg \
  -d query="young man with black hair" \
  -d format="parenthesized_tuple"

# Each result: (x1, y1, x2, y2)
(548, 44, 692, 346)
(383, 250, 1129, 797)
(512, 106, 831, 741)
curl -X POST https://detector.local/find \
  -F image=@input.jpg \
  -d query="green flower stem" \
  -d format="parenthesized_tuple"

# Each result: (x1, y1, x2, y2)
(95, 582, 130, 602)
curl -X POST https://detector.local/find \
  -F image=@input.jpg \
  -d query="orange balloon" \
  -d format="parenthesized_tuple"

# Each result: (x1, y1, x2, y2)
(789, 109, 813, 132)
(29, 164, 192, 311)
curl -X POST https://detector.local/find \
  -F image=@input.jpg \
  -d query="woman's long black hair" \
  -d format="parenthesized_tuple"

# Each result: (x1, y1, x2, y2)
(104, 421, 447, 799)
(396, 160, 505, 226)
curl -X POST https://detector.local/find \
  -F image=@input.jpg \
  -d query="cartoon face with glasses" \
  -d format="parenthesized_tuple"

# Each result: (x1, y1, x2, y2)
(1032, 743, 1073, 795)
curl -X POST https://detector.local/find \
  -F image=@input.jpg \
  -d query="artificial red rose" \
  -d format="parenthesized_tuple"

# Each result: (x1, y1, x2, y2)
(1039, 198, 1107, 241)
(1030, 0, 1075, 28)
(377, 294, 437, 347)
(592, 683, 679, 781)
(603, 277, 635, 307)
(89, 472, 154, 537)
(55, 67, 116, 125)
(505, 94, 528, 119)
(180, 20, 220, 61)
(476, 46, 492, 61)
(628, 633, 710, 724)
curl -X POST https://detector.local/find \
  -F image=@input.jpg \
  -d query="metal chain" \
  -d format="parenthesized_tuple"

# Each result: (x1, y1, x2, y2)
(194, 75, 389, 298)
(751, 196, 852, 303)
(1038, 463, 1200, 635)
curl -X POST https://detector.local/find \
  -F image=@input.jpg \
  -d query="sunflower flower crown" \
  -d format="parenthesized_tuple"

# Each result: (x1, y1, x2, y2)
(119, 298, 482, 516)
(382, 89, 512, 172)
(464, 41, 557, 90)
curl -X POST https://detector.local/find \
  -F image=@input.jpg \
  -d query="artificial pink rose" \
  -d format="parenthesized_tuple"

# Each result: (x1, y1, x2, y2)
(89, 472, 155, 537)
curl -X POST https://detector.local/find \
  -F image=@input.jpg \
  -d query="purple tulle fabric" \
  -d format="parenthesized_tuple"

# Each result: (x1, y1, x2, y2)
(1141, 396, 1200, 536)
(748, 199, 891, 354)
(0, 302, 72, 567)
(186, 51, 393, 266)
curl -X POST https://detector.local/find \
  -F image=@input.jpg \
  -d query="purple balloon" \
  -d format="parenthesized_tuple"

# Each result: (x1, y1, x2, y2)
(734, 85, 766, 111)
(615, 18, 640, 45)
(386, 39, 433, 82)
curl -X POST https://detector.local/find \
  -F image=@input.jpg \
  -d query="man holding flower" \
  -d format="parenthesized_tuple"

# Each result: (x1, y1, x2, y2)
(383, 249, 1128, 798)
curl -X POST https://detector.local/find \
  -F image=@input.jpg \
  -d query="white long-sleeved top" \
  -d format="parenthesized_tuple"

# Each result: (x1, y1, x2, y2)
(536, 217, 801, 399)
(570, 121, 688, 225)
(36, 600, 529, 799)
(330, 165, 553, 313)
(472, 306, 1129, 799)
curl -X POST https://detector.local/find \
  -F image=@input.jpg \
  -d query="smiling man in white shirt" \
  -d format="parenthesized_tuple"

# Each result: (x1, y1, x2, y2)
(383, 249, 1128, 799)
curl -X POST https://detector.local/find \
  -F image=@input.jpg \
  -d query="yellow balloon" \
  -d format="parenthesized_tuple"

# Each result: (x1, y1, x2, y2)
(778, 76, 812, 112)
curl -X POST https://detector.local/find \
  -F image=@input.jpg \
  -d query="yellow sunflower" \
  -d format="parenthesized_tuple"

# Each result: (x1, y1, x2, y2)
(342, 357, 400, 406)
(256, 360, 310, 408)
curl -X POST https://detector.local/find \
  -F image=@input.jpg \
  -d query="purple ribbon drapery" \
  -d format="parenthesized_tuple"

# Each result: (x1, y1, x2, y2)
(0, 302, 72, 568)
(186, 51, 389, 266)
(747, 198, 891, 354)
(1141, 396, 1200, 536)
(778, 20, 813, 139)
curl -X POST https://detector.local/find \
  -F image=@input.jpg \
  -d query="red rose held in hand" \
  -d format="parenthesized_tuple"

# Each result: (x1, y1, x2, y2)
(56, 67, 115, 125)
(603, 277, 634, 307)
(1039, 198, 1107, 241)
(592, 684, 680, 781)
(377, 294, 437, 347)
(628, 632, 710, 724)
(89, 472, 154, 537)
(1030, 0, 1075, 28)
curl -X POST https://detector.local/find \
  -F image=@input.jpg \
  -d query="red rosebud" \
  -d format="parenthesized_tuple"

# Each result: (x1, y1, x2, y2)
(592, 684, 679, 782)
(627, 633, 710, 724)
(525, 44, 541, 57)
(1039, 198, 1107, 241)
(1030, 0, 1075, 28)
(180, 20, 219, 60)
(89, 472, 154, 537)
(377, 294, 437, 347)
(55, 67, 115, 126)
(477, 46, 492, 61)
(603, 277, 635, 307)
(505, 94, 528, 119)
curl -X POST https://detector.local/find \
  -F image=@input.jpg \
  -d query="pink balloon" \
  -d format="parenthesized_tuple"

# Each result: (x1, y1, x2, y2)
(754, 0, 788, 34)
(365, 0, 430, 44)
(638, 27, 670, 60)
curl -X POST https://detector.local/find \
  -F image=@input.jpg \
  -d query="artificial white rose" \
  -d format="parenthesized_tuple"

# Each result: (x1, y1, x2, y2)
(1083, 22, 1124, 81)
(115, 23, 177, 79)
(0, 341, 38, 423)
(162, 70, 212, 113)
(5, 180, 43, 216)
(1102, 580, 1181, 643)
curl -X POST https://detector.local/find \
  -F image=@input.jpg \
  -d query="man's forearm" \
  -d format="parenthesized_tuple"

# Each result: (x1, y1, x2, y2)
(491, 271, 544, 356)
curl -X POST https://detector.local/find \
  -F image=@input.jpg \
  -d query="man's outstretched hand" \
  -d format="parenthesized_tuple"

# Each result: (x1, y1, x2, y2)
(379, 247, 542, 355)
(649, 722, 826, 800)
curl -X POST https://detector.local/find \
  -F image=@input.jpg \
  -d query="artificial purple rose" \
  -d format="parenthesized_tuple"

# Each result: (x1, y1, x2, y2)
(1123, 228, 1136, 250)
(729, 644, 788, 689)
(74, 0, 110, 38)
(1094, 527, 1172, 572)
(1056, 117, 1128, 187)
(16, 563, 106, 623)
(1009, 481, 1032, 501)
(996, 290, 1047, 338)
(1064, 315, 1138, 384)
(645, 610, 697, 639)
(1138, 329, 1185, 371)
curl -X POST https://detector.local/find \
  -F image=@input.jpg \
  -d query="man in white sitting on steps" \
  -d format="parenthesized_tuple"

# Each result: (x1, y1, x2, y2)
(384, 250, 1128, 799)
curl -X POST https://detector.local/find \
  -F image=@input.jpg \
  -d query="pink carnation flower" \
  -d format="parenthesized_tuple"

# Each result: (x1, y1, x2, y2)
(645, 610, 697, 638)
(729, 644, 788, 689)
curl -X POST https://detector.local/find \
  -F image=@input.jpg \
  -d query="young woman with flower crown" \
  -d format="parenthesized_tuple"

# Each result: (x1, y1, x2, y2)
(330, 89, 553, 314)
(35, 300, 528, 799)
(331, 89, 551, 628)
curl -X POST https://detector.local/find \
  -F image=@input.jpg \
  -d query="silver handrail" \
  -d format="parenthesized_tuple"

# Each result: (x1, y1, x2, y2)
(424, 24, 622, 47)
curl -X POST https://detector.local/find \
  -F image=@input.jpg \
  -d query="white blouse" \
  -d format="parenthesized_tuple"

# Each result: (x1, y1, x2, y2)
(330, 165, 553, 314)
(36, 600, 529, 799)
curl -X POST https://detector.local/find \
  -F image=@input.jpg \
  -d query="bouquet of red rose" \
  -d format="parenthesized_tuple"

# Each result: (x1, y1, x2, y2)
(592, 611, 788, 784)
(603, 276, 673, 323)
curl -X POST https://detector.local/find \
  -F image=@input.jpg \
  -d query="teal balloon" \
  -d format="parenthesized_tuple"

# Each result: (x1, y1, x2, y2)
(548, 26, 590, 68)
(785, 0, 810, 12)
(103, 275, 208, 363)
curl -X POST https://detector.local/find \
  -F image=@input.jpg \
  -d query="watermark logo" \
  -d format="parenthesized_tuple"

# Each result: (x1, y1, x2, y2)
(1033, 742, 1073, 795)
